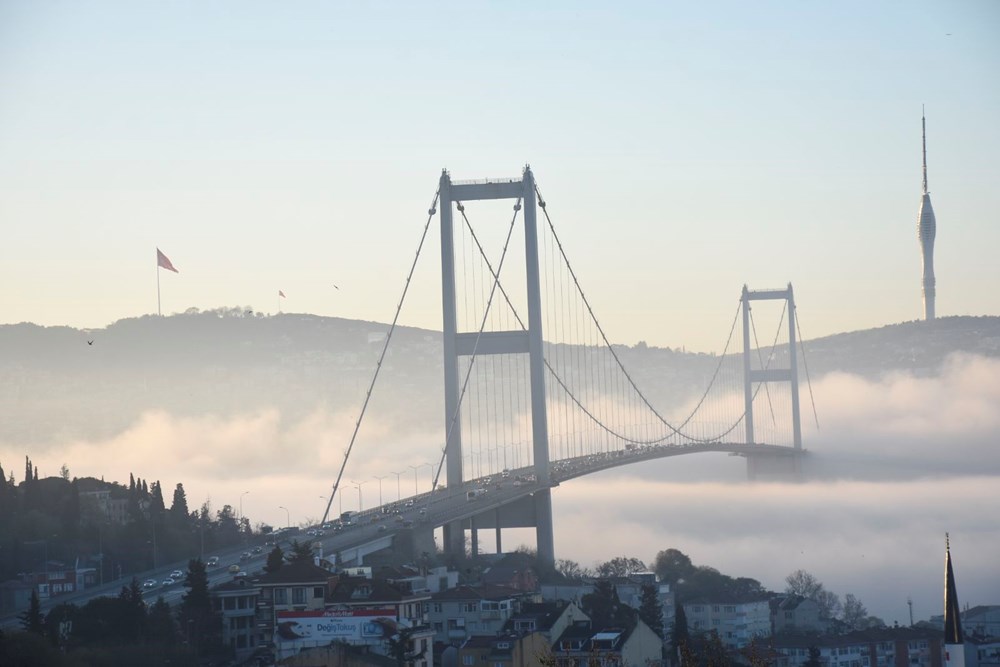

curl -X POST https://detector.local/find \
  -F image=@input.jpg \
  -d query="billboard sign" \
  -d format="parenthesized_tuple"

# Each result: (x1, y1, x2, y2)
(275, 608, 397, 647)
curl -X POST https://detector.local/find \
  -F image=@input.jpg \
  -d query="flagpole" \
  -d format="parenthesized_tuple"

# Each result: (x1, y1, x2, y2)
(157, 263, 161, 317)
(278, 293, 281, 314)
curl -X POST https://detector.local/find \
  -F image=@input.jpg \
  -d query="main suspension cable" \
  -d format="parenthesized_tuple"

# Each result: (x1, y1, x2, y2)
(321, 190, 441, 526)
(535, 184, 751, 443)
(795, 306, 820, 429)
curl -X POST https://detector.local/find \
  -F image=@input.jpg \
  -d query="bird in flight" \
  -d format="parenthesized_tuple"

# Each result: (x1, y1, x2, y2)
(333, 284, 340, 290)
(87, 340, 93, 346)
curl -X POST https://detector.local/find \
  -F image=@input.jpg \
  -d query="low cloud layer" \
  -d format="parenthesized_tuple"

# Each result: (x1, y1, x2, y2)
(3, 352, 998, 624)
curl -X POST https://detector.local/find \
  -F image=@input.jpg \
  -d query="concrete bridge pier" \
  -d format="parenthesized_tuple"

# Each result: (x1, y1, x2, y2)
(534, 489, 555, 566)
(443, 519, 464, 558)
(470, 516, 479, 557)
(746, 451, 802, 480)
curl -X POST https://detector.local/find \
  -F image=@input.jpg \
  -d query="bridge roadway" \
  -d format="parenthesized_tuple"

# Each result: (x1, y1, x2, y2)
(0, 441, 795, 630)
(312, 439, 798, 561)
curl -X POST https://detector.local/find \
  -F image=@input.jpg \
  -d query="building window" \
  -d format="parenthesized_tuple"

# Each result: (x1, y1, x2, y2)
(434, 622, 443, 632)
(434, 603, 443, 613)
(292, 588, 306, 605)
(224, 598, 236, 610)
(463, 657, 474, 666)
(274, 588, 287, 604)
(313, 586, 324, 599)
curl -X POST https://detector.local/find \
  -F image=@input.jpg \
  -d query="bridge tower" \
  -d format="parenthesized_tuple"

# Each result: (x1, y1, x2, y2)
(438, 167, 555, 566)
(741, 283, 803, 478)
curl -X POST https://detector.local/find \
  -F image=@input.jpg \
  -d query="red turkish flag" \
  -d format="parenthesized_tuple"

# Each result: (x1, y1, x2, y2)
(156, 248, 179, 273)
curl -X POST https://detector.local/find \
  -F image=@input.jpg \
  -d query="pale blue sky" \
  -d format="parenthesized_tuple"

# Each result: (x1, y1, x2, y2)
(1, 1, 998, 350)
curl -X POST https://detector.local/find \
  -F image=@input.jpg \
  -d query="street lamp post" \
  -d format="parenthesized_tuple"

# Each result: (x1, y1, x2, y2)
(239, 491, 250, 526)
(392, 470, 405, 502)
(350, 480, 367, 512)
(408, 465, 420, 496)
(373, 475, 387, 507)
(422, 462, 435, 492)
(278, 506, 290, 529)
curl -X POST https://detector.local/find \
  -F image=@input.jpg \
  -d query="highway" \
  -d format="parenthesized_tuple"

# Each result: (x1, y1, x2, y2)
(1, 439, 794, 630)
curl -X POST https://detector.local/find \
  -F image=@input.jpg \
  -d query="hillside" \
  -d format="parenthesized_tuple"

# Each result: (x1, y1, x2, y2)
(0, 309, 996, 446)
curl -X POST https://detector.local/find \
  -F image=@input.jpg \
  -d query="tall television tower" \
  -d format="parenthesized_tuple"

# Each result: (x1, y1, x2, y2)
(918, 107, 937, 320)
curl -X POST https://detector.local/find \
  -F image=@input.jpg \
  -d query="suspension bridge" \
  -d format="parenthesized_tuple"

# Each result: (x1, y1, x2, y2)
(318, 166, 817, 569)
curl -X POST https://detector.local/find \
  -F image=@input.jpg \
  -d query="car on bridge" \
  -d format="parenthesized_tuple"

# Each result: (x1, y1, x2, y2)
(206, 556, 219, 567)
(142, 579, 157, 590)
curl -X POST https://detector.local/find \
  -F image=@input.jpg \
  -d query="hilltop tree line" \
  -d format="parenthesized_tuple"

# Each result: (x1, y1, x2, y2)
(555, 548, 885, 634)
(0, 457, 256, 585)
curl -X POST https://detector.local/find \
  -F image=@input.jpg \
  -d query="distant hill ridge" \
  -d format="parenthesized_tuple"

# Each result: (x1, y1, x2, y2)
(0, 309, 996, 445)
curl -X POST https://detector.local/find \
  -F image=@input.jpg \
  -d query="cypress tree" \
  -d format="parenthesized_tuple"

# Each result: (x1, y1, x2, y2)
(20, 590, 44, 634)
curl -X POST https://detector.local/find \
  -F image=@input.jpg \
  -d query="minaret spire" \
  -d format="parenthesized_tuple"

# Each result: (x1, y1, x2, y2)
(943, 534, 965, 667)
(922, 105, 929, 195)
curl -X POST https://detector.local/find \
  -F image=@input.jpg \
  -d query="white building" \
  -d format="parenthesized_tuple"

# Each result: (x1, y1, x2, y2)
(684, 598, 771, 649)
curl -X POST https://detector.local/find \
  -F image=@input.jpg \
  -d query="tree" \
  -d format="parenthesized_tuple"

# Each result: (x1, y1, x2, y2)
(556, 559, 592, 580)
(59, 464, 70, 481)
(179, 559, 223, 657)
(147, 597, 178, 645)
(654, 549, 695, 586)
(804, 646, 822, 667)
(638, 584, 664, 638)
(841, 594, 868, 630)
(785, 569, 840, 619)
(20, 590, 44, 635)
(149, 481, 166, 517)
(672, 603, 690, 652)
(596, 556, 647, 578)
(118, 577, 148, 641)
(288, 539, 315, 564)
(816, 590, 842, 620)
(376, 620, 426, 667)
(581, 580, 634, 629)
(169, 483, 190, 528)
(265, 545, 285, 573)
(785, 570, 823, 599)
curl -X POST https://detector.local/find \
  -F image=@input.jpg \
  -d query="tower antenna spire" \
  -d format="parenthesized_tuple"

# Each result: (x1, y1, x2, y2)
(922, 105, 928, 194)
